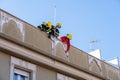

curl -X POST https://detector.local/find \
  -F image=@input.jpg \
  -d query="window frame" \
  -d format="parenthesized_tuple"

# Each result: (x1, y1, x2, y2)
(10, 56, 36, 80)
(57, 73, 76, 80)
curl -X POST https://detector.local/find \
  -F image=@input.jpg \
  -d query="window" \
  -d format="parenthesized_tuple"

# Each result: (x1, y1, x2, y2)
(10, 56, 36, 80)
(14, 69, 29, 80)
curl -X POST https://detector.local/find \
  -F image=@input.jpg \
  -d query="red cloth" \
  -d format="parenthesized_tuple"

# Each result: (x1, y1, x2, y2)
(60, 36, 70, 53)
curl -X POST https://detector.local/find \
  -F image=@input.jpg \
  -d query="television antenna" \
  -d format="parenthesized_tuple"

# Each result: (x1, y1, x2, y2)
(89, 39, 100, 51)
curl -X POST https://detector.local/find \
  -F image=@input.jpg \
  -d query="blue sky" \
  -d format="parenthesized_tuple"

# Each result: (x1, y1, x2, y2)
(0, 0, 120, 61)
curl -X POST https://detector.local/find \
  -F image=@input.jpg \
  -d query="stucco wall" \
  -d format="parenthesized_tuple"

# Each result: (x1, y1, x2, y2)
(2, 20, 23, 41)
(24, 24, 52, 54)
(36, 66, 56, 80)
(56, 42, 67, 60)
(69, 47, 88, 69)
(0, 51, 10, 80)
(0, 10, 52, 55)
(105, 63, 119, 80)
